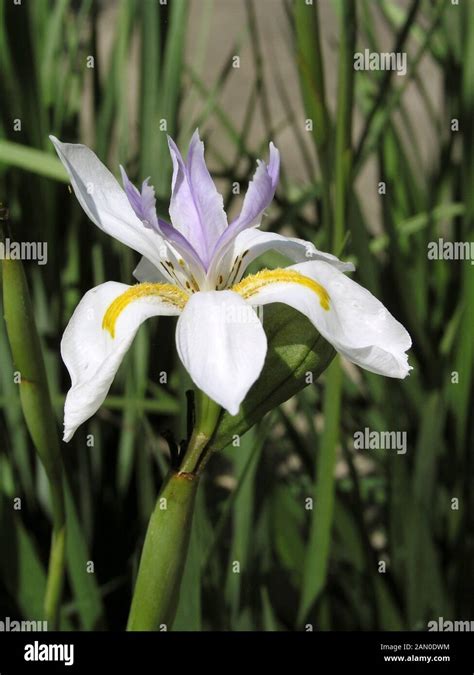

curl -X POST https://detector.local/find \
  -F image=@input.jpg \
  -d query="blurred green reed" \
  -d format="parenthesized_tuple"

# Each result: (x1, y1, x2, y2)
(0, 0, 473, 630)
(1, 209, 66, 630)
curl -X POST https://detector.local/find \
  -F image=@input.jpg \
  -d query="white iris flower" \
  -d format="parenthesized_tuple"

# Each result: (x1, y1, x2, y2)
(51, 131, 412, 442)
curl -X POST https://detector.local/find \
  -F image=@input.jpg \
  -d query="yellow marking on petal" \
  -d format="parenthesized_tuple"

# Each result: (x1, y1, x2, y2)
(102, 283, 189, 338)
(232, 268, 330, 311)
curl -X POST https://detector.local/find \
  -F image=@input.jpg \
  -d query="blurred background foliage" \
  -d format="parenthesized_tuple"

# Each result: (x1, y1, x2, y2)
(0, 0, 473, 630)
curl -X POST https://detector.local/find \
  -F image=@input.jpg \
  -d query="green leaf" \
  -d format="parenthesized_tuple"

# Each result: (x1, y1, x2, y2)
(270, 483, 305, 585)
(297, 359, 342, 624)
(210, 304, 335, 451)
(1, 228, 66, 628)
(154, 0, 186, 198)
(294, 0, 332, 227)
(0, 494, 46, 620)
(65, 480, 105, 630)
(0, 139, 68, 182)
(223, 427, 261, 626)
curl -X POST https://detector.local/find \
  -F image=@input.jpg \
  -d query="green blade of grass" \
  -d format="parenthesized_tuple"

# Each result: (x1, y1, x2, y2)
(294, 0, 332, 228)
(297, 358, 342, 624)
(0, 494, 46, 621)
(155, 0, 187, 197)
(64, 478, 105, 630)
(0, 139, 68, 182)
(298, 0, 356, 624)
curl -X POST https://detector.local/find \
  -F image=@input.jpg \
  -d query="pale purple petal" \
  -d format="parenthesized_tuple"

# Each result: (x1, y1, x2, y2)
(186, 130, 227, 247)
(168, 136, 206, 258)
(121, 165, 206, 275)
(267, 141, 280, 187)
(158, 219, 207, 273)
(167, 131, 227, 267)
(230, 142, 279, 231)
(209, 142, 280, 264)
(120, 166, 159, 230)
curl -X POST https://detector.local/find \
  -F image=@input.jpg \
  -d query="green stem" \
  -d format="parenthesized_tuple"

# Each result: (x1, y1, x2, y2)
(44, 520, 66, 628)
(127, 390, 221, 630)
(126, 470, 199, 631)
(180, 390, 221, 474)
(1, 210, 66, 629)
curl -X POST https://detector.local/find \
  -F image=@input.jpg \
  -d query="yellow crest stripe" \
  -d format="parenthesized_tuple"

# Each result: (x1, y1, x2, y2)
(232, 268, 330, 311)
(102, 283, 189, 338)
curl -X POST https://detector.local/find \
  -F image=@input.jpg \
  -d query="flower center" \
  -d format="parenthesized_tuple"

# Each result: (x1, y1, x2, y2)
(102, 283, 189, 338)
(232, 268, 330, 310)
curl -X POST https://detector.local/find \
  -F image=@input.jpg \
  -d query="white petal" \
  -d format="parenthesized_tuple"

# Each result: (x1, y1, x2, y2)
(209, 228, 354, 286)
(176, 291, 267, 414)
(61, 281, 181, 442)
(50, 136, 168, 272)
(241, 261, 412, 378)
(133, 256, 168, 283)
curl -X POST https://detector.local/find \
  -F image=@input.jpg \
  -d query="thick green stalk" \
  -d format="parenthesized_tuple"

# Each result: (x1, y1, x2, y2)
(126, 471, 199, 631)
(1, 214, 65, 628)
(127, 391, 220, 630)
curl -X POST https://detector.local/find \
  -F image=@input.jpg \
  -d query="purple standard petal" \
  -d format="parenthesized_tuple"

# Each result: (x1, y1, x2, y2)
(186, 130, 228, 245)
(167, 131, 227, 267)
(231, 141, 279, 230)
(209, 142, 280, 263)
(121, 165, 206, 274)
(120, 166, 160, 230)
(158, 219, 207, 274)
